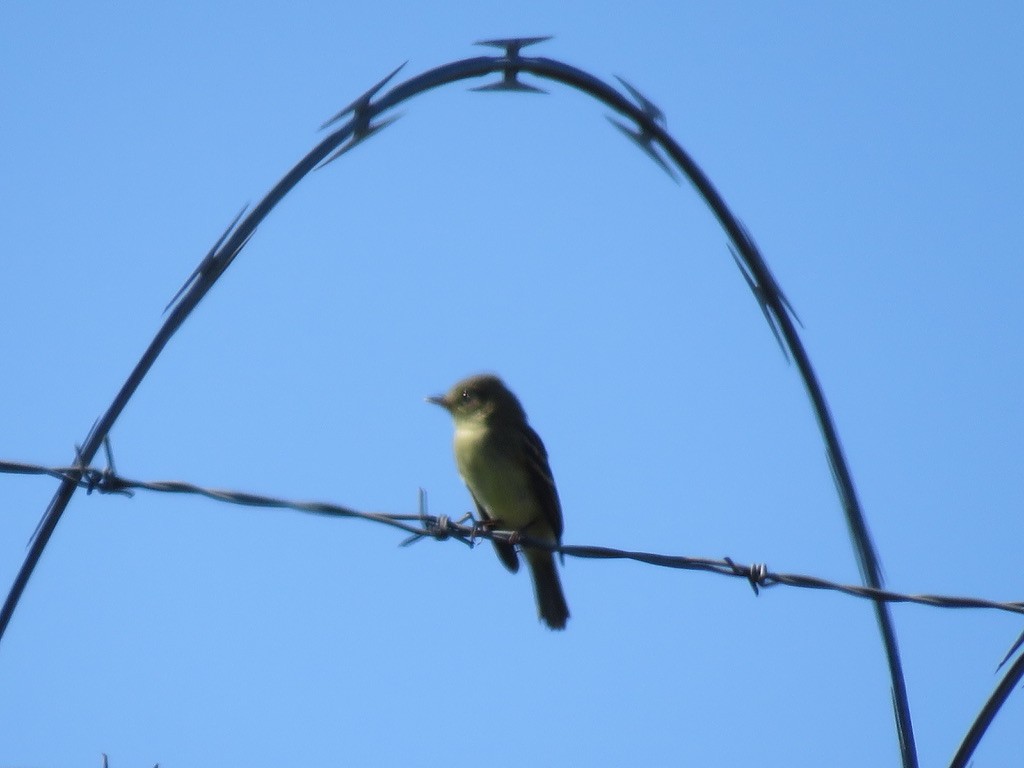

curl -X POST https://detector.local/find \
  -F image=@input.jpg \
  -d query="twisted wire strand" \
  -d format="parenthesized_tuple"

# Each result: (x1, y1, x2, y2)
(4, 458, 1021, 619)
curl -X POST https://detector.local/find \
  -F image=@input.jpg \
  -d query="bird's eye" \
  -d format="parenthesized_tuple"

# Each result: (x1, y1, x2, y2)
(461, 389, 477, 405)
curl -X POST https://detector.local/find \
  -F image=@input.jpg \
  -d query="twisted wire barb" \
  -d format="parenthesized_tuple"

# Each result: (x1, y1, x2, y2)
(4, 458, 1022, 619)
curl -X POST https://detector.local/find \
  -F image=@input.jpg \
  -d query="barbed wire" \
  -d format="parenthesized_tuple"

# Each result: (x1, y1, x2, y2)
(4, 456, 1022, 619)
(0, 38, 1010, 765)
(0, 39, 923, 763)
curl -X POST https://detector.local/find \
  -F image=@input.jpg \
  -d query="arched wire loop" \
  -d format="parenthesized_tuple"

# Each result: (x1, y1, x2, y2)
(3, 37, 1015, 768)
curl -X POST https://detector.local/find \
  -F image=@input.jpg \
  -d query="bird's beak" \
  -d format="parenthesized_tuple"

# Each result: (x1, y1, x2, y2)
(426, 394, 449, 410)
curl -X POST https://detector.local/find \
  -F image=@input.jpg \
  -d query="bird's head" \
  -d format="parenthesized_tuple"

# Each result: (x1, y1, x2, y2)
(427, 373, 526, 426)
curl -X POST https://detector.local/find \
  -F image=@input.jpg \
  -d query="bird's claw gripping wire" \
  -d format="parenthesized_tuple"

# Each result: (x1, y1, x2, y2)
(468, 516, 493, 544)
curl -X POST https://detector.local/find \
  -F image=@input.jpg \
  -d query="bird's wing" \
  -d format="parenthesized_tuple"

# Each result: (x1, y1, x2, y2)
(520, 424, 564, 542)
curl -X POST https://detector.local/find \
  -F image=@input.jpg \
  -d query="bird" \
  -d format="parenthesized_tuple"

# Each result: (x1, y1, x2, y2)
(428, 373, 569, 630)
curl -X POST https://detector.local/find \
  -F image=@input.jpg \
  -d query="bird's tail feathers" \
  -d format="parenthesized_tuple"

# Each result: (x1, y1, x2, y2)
(525, 549, 569, 630)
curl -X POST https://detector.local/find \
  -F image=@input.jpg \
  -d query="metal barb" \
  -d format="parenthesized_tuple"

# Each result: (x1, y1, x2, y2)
(745, 222, 798, 331)
(214, 226, 257, 284)
(724, 556, 766, 595)
(90, 437, 132, 497)
(615, 76, 666, 125)
(315, 113, 402, 170)
(475, 36, 553, 56)
(101, 436, 117, 477)
(400, 487, 430, 546)
(471, 36, 551, 94)
(400, 487, 428, 546)
(164, 205, 249, 313)
(320, 61, 407, 131)
(607, 117, 678, 181)
(997, 629, 1024, 670)
(432, 515, 451, 540)
(729, 245, 790, 360)
(607, 76, 677, 180)
(735, 219, 802, 328)
(471, 76, 547, 94)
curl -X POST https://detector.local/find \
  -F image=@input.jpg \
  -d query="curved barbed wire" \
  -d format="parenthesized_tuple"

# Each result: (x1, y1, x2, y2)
(3, 457, 1023, 619)
(10, 34, 1008, 765)
(0, 36, 912, 764)
(950, 649, 1024, 768)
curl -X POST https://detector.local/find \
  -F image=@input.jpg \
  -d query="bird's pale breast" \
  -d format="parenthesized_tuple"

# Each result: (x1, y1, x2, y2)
(453, 421, 541, 531)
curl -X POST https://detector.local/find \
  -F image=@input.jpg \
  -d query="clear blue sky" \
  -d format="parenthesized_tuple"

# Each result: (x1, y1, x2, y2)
(2, 3, 1022, 766)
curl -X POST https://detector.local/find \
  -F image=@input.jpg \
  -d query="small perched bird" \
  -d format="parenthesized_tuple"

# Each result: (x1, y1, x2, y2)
(428, 374, 569, 630)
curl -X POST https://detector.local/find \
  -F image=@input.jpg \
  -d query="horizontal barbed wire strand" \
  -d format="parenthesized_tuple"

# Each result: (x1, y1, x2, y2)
(3, 457, 1021, 619)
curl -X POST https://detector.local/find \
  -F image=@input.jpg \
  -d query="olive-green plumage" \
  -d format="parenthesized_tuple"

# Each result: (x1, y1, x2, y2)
(429, 374, 569, 630)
